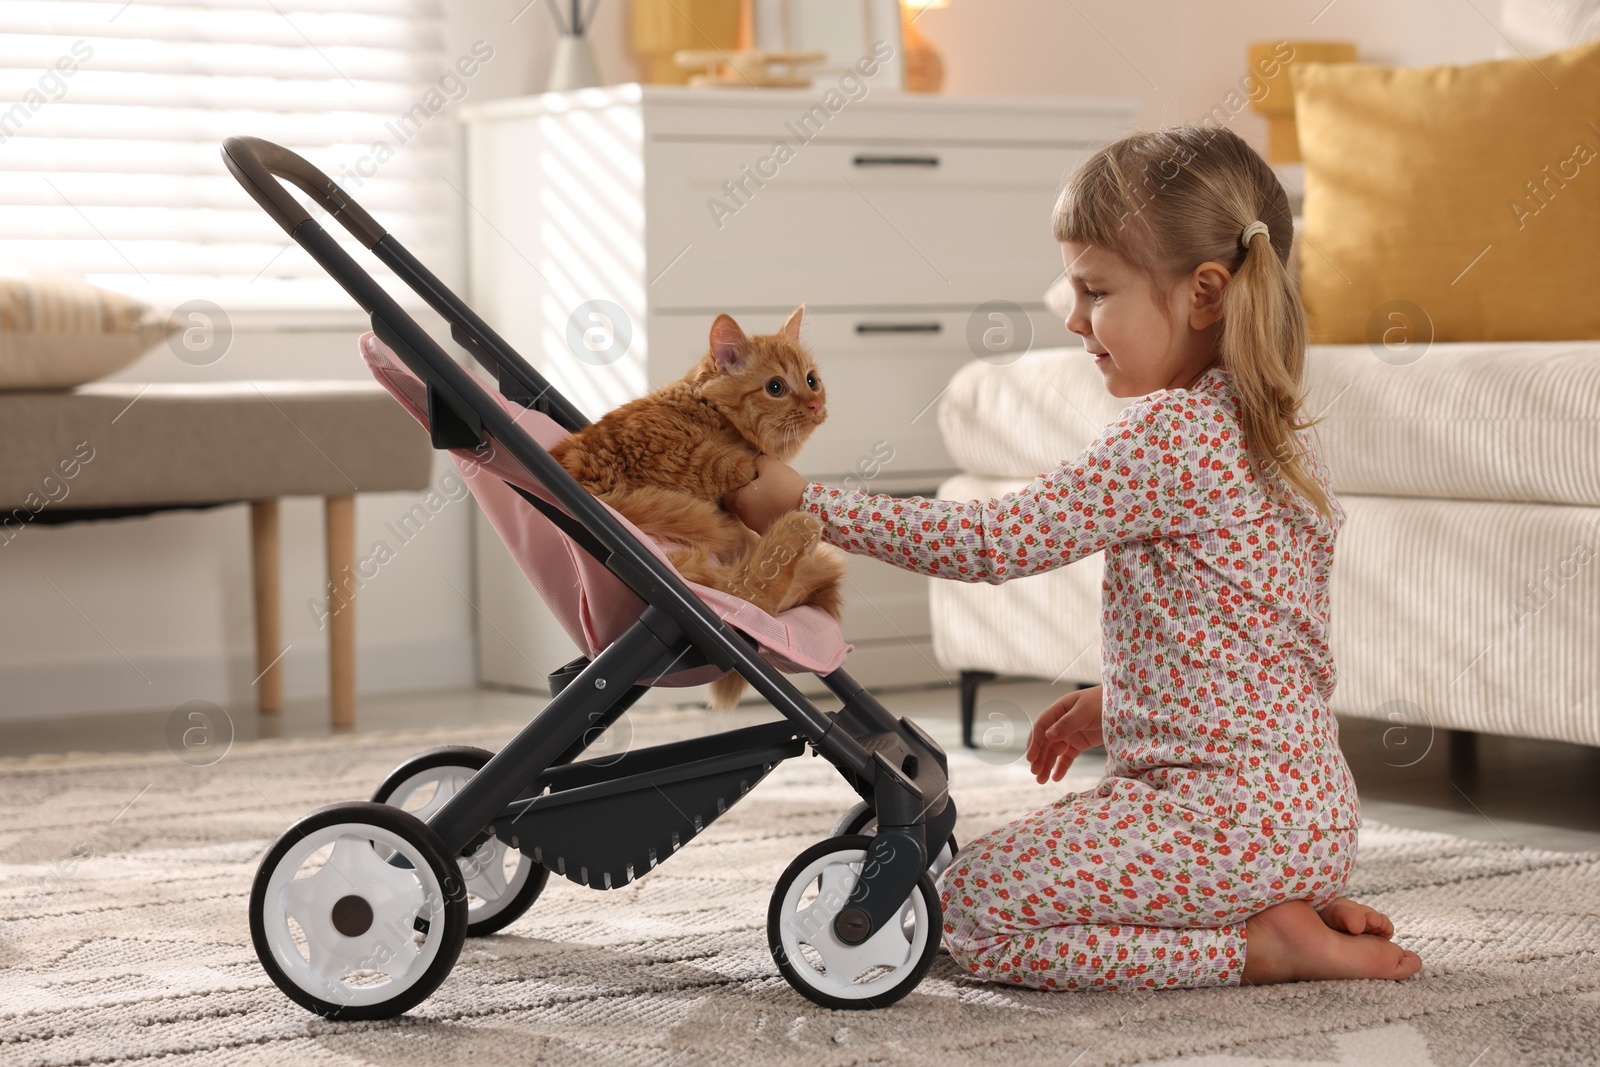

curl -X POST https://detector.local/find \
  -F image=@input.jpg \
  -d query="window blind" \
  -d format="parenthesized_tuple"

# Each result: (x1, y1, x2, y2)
(0, 0, 459, 320)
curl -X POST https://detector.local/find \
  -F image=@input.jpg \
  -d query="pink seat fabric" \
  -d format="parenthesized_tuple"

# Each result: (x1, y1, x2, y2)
(358, 332, 852, 687)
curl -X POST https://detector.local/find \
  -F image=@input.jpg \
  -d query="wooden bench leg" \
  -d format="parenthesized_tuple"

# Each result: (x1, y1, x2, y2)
(325, 494, 356, 728)
(250, 499, 282, 714)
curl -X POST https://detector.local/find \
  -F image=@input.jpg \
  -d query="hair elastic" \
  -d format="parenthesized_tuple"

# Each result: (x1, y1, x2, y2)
(1240, 219, 1270, 246)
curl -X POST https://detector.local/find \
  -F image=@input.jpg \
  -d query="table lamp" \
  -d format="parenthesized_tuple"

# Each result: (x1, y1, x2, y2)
(901, 0, 950, 92)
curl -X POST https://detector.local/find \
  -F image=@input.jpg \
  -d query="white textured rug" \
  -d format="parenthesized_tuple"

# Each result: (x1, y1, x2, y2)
(2, 707, 1598, 1067)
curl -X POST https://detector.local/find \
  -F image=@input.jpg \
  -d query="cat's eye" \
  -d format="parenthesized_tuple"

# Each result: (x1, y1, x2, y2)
(765, 377, 786, 396)
(805, 372, 818, 389)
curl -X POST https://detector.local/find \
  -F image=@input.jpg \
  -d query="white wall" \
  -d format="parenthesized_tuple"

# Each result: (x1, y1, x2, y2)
(0, 0, 1519, 721)
(917, 0, 1510, 154)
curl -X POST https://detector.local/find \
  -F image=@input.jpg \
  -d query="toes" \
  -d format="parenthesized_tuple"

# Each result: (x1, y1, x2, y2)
(1320, 901, 1368, 935)
(1324, 899, 1398, 940)
(1360, 906, 1395, 939)
(1393, 950, 1423, 980)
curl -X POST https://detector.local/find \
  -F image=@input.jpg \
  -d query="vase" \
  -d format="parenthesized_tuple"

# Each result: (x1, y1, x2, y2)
(548, 33, 602, 91)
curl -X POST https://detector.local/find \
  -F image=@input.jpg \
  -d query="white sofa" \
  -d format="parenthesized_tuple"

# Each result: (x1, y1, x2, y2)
(931, 341, 1600, 752)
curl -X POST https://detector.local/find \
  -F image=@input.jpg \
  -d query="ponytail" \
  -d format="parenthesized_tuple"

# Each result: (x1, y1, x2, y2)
(1221, 224, 1332, 522)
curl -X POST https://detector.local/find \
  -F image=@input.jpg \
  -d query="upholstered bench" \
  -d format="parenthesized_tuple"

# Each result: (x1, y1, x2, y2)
(0, 380, 433, 725)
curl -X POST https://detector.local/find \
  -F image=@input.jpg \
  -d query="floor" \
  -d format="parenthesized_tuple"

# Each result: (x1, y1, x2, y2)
(4, 678, 1598, 852)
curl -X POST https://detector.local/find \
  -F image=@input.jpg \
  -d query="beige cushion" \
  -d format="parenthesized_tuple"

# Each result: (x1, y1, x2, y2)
(937, 342, 1600, 508)
(0, 381, 433, 511)
(0, 268, 174, 389)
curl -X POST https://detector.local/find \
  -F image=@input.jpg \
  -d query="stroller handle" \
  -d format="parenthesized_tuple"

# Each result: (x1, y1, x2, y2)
(222, 135, 386, 249)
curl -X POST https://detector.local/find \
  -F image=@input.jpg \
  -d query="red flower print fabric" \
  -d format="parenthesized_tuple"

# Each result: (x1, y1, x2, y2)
(799, 363, 1360, 990)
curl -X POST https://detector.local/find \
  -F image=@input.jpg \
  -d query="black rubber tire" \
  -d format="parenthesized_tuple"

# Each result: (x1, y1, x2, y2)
(767, 834, 942, 1011)
(371, 746, 548, 937)
(249, 801, 468, 1021)
(830, 801, 959, 875)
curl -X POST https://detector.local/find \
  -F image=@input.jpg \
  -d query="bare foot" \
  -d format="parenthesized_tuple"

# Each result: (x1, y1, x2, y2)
(1317, 896, 1394, 940)
(1241, 899, 1422, 985)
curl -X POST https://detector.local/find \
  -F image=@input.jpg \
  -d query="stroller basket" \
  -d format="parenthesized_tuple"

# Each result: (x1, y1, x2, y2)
(226, 136, 957, 1018)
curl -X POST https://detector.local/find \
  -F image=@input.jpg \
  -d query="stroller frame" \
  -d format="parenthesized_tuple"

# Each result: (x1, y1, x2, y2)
(225, 137, 957, 1015)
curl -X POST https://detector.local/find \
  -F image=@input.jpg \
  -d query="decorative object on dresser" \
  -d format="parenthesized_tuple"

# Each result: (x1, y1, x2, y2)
(459, 84, 1137, 699)
(751, 0, 907, 88)
(632, 0, 743, 85)
(544, 0, 604, 92)
(899, 0, 951, 92)
(673, 48, 828, 87)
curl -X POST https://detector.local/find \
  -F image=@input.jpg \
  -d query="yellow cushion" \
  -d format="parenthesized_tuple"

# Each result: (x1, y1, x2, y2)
(1290, 38, 1600, 344)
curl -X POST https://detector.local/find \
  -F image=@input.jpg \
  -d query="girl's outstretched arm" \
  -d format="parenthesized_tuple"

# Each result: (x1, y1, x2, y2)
(726, 394, 1237, 584)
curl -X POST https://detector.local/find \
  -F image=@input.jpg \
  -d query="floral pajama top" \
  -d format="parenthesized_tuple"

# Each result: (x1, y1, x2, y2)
(799, 363, 1360, 990)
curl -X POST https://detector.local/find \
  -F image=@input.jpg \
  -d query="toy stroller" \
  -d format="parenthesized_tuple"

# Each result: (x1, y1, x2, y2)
(223, 137, 959, 1020)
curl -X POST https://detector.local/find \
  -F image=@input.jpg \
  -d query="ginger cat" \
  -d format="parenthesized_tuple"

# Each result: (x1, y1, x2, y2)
(550, 306, 846, 709)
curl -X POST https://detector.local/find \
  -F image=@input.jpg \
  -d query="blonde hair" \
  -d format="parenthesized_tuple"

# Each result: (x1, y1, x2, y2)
(1051, 123, 1332, 523)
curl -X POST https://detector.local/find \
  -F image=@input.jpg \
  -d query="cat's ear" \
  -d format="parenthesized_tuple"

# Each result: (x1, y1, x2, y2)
(780, 304, 805, 342)
(709, 314, 749, 373)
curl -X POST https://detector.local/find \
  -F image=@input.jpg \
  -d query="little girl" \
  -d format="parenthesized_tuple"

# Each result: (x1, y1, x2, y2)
(726, 123, 1423, 991)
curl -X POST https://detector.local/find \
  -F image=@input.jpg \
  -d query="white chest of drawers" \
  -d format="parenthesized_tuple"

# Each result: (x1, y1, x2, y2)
(460, 83, 1136, 697)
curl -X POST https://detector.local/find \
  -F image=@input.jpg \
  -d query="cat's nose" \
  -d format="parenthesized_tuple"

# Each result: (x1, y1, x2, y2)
(807, 401, 822, 415)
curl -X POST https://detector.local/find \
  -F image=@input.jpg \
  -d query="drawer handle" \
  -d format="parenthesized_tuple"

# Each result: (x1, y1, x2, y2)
(855, 322, 942, 335)
(852, 154, 940, 168)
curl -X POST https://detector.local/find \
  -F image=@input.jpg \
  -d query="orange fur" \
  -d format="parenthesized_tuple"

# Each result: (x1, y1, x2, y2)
(549, 306, 844, 709)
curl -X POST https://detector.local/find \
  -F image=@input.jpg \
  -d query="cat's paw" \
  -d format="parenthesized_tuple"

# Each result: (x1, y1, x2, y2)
(764, 512, 822, 556)
(769, 510, 821, 537)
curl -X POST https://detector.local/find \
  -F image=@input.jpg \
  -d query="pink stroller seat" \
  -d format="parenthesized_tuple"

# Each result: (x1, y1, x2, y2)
(359, 332, 852, 688)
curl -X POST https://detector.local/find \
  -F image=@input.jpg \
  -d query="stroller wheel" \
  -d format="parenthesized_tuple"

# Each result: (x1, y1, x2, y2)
(372, 746, 548, 936)
(249, 801, 467, 1020)
(830, 801, 960, 882)
(768, 835, 940, 1010)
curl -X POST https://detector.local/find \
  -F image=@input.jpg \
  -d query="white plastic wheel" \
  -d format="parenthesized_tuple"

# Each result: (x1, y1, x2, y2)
(768, 836, 939, 1009)
(258, 819, 455, 1012)
(379, 764, 535, 929)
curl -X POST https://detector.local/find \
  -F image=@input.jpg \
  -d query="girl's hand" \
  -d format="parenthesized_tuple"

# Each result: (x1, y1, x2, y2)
(722, 454, 807, 534)
(1026, 686, 1105, 785)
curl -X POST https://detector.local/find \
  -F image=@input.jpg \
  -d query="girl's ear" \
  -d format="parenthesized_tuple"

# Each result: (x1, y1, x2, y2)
(1188, 263, 1231, 330)
(780, 303, 805, 342)
(709, 313, 749, 372)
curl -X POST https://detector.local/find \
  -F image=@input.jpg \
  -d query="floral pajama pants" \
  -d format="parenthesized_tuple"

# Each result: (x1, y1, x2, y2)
(936, 779, 1357, 991)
